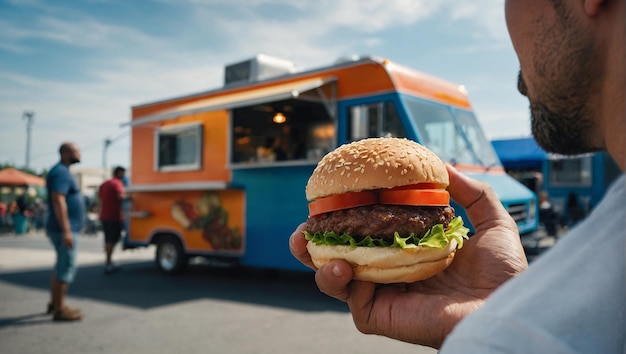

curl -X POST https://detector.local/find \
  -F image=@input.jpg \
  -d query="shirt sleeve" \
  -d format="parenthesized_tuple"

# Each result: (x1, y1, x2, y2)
(114, 180, 124, 197)
(441, 315, 583, 354)
(49, 169, 71, 196)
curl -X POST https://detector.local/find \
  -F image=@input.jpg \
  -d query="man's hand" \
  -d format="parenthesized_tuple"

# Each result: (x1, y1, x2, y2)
(62, 230, 74, 249)
(289, 164, 528, 348)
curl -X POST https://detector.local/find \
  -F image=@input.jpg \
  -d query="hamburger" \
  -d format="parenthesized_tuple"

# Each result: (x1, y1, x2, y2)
(303, 137, 469, 284)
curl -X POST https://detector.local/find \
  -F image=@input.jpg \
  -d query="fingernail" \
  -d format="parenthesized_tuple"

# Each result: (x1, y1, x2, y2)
(332, 265, 342, 277)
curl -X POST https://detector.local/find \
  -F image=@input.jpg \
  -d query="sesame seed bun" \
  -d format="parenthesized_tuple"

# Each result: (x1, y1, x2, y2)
(305, 138, 449, 201)
(304, 138, 459, 284)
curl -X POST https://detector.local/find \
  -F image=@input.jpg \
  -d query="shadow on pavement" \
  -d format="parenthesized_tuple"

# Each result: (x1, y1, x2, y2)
(0, 261, 348, 314)
(0, 313, 52, 328)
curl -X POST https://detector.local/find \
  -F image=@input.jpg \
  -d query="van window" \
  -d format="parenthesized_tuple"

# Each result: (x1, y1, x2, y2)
(156, 123, 203, 171)
(348, 102, 405, 141)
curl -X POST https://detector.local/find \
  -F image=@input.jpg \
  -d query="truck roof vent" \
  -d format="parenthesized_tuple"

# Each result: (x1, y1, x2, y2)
(224, 54, 297, 86)
(334, 54, 363, 64)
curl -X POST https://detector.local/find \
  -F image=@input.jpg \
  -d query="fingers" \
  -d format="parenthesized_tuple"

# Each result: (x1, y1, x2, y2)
(446, 164, 516, 231)
(315, 260, 355, 302)
(290, 223, 357, 303)
(289, 223, 315, 269)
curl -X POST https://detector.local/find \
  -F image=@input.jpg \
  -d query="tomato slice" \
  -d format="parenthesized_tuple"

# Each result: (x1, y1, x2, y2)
(379, 189, 449, 206)
(308, 188, 449, 216)
(308, 191, 377, 217)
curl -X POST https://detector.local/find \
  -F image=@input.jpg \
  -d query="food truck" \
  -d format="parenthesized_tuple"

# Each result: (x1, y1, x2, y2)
(492, 137, 621, 226)
(124, 54, 538, 274)
(541, 152, 620, 223)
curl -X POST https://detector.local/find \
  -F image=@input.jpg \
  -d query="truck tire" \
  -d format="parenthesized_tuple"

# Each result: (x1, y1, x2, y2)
(155, 236, 188, 274)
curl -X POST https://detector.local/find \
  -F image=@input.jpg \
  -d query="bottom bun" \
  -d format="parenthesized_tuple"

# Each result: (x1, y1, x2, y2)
(307, 240, 458, 284)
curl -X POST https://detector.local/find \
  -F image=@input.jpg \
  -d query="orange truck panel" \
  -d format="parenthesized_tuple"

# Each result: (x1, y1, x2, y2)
(130, 189, 245, 254)
(131, 110, 231, 185)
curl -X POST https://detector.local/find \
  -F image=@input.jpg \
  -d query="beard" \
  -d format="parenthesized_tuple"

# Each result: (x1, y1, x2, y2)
(519, 6, 602, 156)
(526, 79, 595, 156)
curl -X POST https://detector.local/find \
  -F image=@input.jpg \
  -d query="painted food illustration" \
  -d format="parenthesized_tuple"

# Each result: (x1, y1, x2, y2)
(171, 192, 242, 250)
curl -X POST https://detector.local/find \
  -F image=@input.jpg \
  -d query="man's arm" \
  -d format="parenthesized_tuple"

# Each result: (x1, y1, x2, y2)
(115, 180, 126, 201)
(118, 188, 127, 201)
(50, 191, 73, 248)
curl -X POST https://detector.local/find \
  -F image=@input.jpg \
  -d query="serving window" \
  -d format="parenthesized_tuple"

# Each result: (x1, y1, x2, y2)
(231, 96, 335, 165)
(155, 122, 203, 171)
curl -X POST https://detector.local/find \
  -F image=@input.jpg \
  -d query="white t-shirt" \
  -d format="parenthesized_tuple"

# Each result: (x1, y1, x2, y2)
(440, 175, 625, 354)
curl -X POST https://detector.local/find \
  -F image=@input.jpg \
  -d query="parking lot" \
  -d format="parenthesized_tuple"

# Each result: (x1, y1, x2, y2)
(0, 232, 435, 354)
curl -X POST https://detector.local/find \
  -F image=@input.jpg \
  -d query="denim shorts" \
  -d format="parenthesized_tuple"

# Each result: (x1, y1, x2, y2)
(47, 231, 79, 283)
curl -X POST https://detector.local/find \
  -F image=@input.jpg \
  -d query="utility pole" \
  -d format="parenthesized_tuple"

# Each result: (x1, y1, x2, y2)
(22, 111, 35, 169)
(103, 137, 112, 179)
(102, 132, 128, 179)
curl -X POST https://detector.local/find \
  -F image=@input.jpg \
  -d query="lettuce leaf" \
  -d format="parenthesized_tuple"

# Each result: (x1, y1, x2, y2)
(304, 216, 470, 250)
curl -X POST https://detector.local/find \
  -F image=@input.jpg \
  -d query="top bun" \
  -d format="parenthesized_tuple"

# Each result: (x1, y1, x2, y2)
(306, 138, 448, 201)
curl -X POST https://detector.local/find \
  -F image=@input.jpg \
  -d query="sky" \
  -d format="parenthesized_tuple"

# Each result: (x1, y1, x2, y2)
(0, 0, 532, 174)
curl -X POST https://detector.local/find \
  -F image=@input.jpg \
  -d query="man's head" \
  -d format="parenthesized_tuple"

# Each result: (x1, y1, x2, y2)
(505, 0, 625, 167)
(59, 142, 81, 165)
(113, 166, 126, 179)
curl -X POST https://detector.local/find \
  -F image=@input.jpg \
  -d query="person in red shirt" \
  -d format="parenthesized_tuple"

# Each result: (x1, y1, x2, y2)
(98, 166, 126, 274)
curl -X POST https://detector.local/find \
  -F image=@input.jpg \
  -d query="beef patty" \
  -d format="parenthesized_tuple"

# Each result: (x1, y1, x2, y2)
(304, 204, 456, 239)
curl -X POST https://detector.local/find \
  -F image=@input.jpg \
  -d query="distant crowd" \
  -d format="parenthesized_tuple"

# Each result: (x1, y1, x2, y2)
(0, 193, 100, 236)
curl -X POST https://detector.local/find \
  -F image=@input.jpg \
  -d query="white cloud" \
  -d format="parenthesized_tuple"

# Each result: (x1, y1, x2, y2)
(320, 0, 440, 32)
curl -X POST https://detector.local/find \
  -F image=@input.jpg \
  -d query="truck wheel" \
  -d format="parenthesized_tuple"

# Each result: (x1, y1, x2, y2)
(155, 236, 187, 274)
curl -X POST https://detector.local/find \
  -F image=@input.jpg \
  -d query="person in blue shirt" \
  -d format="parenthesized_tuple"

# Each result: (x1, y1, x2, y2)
(290, 1, 625, 352)
(46, 142, 85, 322)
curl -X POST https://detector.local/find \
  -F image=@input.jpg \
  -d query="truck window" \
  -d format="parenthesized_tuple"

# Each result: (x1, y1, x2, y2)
(156, 123, 203, 171)
(403, 98, 475, 165)
(231, 97, 335, 164)
(454, 109, 500, 168)
(348, 102, 405, 141)
(549, 156, 593, 186)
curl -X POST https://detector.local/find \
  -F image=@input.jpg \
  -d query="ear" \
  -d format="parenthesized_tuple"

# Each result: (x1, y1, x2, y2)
(583, 0, 604, 16)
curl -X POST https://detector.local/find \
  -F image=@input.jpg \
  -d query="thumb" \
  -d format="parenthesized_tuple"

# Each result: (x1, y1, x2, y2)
(446, 164, 515, 230)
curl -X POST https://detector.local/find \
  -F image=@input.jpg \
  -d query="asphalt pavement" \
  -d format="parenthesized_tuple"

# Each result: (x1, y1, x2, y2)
(0, 231, 436, 354)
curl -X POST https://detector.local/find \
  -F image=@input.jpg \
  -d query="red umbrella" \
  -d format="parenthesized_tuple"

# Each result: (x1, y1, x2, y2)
(0, 168, 45, 186)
